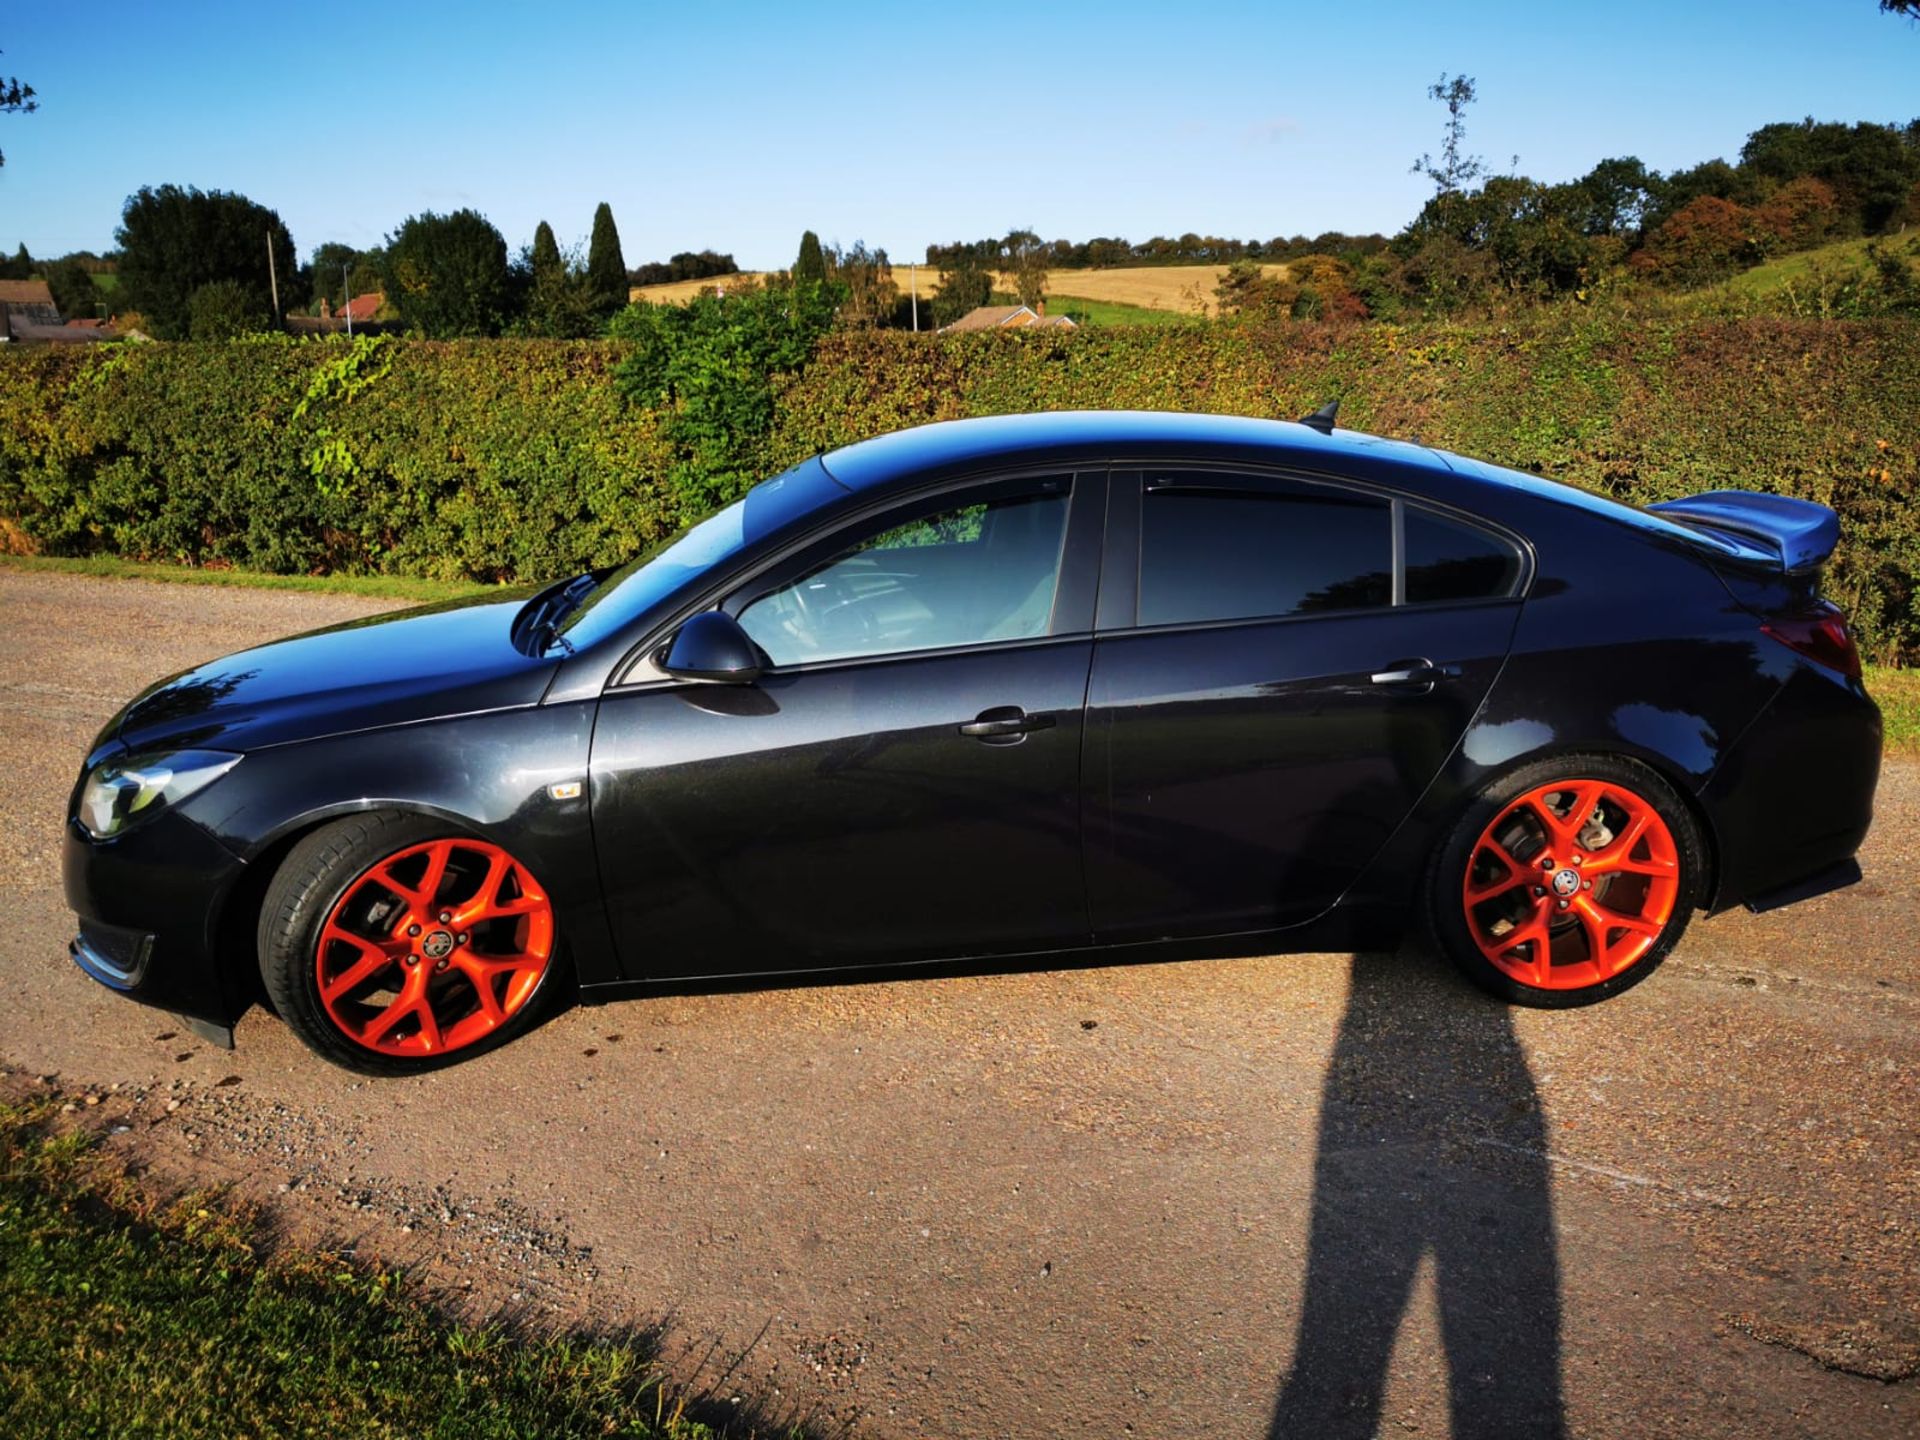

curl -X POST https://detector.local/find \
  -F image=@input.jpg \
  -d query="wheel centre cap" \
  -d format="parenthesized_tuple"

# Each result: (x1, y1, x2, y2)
(421, 929, 455, 960)
(1551, 868, 1581, 897)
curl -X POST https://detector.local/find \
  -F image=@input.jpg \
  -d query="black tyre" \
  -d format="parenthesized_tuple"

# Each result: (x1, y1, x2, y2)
(258, 811, 563, 1074)
(1428, 754, 1706, 1008)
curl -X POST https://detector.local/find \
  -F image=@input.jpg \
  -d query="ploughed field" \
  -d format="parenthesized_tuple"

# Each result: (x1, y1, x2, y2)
(1, 567, 1916, 1439)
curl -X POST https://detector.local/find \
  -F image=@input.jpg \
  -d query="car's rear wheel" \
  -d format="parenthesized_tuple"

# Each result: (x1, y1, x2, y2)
(259, 812, 561, 1073)
(1430, 755, 1705, 1007)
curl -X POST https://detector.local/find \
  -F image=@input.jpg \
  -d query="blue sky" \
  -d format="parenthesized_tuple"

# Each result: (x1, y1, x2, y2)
(2, 1, 1916, 269)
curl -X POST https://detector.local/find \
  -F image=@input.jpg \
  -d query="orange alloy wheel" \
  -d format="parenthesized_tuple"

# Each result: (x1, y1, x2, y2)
(313, 837, 555, 1058)
(1461, 779, 1681, 991)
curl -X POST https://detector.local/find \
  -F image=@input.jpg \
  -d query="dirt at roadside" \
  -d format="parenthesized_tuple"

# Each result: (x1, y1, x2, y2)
(3, 568, 1917, 1439)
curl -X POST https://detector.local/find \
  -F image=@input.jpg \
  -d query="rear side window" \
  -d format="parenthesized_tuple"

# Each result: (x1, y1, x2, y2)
(1404, 507, 1522, 604)
(1139, 482, 1392, 626)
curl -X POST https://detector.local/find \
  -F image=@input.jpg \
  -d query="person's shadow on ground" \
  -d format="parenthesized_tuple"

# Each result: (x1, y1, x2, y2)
(1270, 947, 1566, 1439)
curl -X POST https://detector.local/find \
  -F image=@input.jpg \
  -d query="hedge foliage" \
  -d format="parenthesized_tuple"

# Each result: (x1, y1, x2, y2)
(2, 315, 1916, 660)
(776, 315, 1920, 662)
(0, 337, 674, 582)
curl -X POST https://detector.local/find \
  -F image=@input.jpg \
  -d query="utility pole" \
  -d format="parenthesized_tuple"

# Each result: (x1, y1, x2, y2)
(266, 229, 281, 322)
(910, 263, 918, 332)
(344, 264, 353, 337)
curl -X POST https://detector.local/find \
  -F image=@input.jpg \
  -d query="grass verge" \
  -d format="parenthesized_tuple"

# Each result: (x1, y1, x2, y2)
(1030, 294, 1193, 327)
(0, 553, 495, 604)
(1865, 664, 1919, 752)
(0, 1095, 748, 1439)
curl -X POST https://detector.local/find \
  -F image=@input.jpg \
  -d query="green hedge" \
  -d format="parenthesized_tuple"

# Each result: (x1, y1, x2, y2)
(0, 338, 675, 582)
(776, 315, 1920, 662)
(2, 316, 1916, 660)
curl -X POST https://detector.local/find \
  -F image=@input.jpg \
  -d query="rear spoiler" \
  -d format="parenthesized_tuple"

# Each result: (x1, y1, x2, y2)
(1644, 491, 1838, 575)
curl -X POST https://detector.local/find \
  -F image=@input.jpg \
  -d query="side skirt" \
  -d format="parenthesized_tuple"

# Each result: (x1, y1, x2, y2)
(576, 902, 1405, 1003)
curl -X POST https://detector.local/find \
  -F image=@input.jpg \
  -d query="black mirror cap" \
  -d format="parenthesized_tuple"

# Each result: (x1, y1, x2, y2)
(661, 611, 765, 684)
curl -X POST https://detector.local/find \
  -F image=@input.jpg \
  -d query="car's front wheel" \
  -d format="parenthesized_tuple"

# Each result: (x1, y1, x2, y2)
(258, 812, 561, 1073)
(1430, 755, 1705, 1007)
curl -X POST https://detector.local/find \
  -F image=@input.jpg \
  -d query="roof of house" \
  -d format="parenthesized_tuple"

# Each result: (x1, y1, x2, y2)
(0, 279, 56, 306)
(940, 304, 1079, 334)
(339, 292, 383, 322)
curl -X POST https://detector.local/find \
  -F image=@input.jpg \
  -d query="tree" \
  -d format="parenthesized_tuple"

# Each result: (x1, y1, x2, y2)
(382, 209, 511, 337)
(794, 229, 827, 286)
(0, 242, 31, 280)
(1572, 156, 1657, 237)
(1412, 73, 1484, 195)
(1, 49, 34, 168)
(630, 250, 739, 286)
(930, 249, 991, 326)
(586, 202, 626, 314)
(610, 278, 841, 517)
(1634, 195, 1760, 285)
(307, 241, 383, 311)
(1003, 228, 1049, 310)
(1756, 177, 1842, 250)
(1740, 119, 1920, 233)
(115, 185, 297, 340)
(514, 237, 602, 338)
(187, 279, 268, 339)
(828, 241, 895, 327)
(1882, 2, 1919, 16)
(531, 221, 562, 279)
(47, 258, 98, 320)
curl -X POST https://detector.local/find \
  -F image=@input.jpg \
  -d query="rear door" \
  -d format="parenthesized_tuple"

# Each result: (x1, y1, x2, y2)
(1084, 467, 1525, 941)
(589, 471, 1105, 979)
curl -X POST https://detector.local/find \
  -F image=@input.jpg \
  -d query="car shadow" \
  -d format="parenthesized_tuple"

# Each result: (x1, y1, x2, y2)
(1269, 945, 1565, 1438)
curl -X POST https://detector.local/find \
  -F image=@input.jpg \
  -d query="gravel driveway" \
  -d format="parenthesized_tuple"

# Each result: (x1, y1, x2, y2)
(2, 567, 1916, 1438)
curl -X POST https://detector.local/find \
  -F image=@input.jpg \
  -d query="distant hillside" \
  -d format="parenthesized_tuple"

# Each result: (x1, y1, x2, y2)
(630, 263, 1291, 317)
(1710, 233, 1920, 309)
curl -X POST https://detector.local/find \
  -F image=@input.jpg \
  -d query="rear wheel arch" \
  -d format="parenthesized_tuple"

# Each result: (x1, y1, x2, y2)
(1434, 741, 1721, 912)
(1425, 748, 1711, 1006)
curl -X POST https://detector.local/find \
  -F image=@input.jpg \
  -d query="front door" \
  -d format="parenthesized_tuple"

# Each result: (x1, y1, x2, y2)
(590, 473, 1103, 980)
(1084, 469, 1524, 941)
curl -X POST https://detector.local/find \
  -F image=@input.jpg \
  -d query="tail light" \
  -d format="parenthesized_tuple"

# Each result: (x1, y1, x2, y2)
(1762, 606, 1862, 682)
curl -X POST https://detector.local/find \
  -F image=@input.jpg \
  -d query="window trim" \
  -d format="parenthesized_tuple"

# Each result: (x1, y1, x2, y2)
(608, 468, 1102, 690)
(1106, 465, 1530, 634)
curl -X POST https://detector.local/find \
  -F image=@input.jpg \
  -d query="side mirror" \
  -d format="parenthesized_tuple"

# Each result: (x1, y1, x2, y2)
(661, 611, 764, 684)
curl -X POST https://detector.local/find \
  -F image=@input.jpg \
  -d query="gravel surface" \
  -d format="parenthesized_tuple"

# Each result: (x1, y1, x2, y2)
(2, 568, 1916, 1438)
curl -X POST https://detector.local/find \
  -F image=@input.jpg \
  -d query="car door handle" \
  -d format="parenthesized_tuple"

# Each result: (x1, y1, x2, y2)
(1369, 659, 1458, 688)
(959, 706, 1056, 742)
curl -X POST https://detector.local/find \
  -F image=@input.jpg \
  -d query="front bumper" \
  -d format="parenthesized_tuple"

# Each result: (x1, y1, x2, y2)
(62, 809, 251, 1030)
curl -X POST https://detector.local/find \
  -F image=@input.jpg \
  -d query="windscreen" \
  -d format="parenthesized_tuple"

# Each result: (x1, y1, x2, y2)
(557, 458, 845, 651)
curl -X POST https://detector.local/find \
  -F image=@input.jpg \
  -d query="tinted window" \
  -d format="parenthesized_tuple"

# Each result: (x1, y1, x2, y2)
(739, 486, 1070, 666)
(1404, 508, 1521, 604)
(1139, 482, 1391, 626)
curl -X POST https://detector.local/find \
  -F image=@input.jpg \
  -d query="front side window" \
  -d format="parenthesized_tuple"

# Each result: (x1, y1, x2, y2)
(739, 485, 1071, 667)
(1139, 480, 1393, 627)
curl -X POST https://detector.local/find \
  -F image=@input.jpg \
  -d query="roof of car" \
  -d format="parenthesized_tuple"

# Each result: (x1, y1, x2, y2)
(817, 410, 1454, 492)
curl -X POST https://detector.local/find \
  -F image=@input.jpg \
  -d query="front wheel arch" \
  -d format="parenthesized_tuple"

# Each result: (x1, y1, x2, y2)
(255, 809, 569, 1073)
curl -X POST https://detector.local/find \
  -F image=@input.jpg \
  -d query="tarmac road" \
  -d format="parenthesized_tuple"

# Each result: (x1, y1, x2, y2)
(2, 567, 1916, 1439)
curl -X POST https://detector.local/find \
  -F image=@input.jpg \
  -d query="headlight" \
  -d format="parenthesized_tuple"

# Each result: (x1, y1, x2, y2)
(76, 750, 242, 841)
